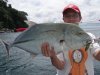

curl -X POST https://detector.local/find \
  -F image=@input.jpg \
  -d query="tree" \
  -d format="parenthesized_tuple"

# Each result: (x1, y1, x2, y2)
(0, 0, 28, 30)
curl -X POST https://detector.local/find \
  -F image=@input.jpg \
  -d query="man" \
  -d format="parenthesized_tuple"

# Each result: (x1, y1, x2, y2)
(41, 4, 100, 75)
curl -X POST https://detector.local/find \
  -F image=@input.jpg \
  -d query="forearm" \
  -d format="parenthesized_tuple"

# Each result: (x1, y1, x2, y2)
(50, 56, 65, 70)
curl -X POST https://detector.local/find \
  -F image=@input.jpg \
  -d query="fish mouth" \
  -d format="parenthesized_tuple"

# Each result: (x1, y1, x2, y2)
(85, 40, 92, 51)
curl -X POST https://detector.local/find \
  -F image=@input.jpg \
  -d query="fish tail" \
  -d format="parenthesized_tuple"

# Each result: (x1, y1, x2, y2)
(0, 39, 10, 56)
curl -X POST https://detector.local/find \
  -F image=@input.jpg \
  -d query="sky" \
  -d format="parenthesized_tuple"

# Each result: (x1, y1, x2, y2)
(8, 0, 100, 23)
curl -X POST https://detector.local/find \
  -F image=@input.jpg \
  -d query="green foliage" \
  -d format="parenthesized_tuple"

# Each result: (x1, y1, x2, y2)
(0, 0, 28, 30)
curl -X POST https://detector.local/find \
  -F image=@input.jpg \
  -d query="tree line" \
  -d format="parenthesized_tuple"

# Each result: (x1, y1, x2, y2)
(0, 0, 28, 31)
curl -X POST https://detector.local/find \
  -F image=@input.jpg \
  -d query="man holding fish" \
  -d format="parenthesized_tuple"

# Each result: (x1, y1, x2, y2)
(41, 4, 100, 75)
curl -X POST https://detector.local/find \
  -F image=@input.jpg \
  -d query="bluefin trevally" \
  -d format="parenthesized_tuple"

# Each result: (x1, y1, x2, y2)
(10, 23, 92, 55)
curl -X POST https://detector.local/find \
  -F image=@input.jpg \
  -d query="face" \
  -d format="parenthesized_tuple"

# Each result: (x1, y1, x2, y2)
(63, 9, 81, 23)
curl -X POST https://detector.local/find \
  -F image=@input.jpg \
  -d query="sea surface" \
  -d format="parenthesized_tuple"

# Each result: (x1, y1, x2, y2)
(0, 23, 100, 75)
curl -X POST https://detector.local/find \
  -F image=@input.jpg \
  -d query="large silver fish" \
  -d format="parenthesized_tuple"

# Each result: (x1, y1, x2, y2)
(10, 23, 92, 55)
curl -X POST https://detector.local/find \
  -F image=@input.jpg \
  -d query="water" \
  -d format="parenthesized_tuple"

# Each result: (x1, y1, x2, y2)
(0, 23, 100, 75)
(80, 22, 100, 37)
(0, 32, 56, 75)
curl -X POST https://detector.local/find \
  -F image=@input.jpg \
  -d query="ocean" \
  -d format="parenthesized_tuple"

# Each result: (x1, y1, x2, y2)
(0, 23, 100, 75)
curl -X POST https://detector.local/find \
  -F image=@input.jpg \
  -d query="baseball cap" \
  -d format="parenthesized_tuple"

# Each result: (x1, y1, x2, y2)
(63, 4, 81, 18)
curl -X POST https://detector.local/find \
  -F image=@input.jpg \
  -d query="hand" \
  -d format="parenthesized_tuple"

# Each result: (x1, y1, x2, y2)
(41, 42, 56, 57)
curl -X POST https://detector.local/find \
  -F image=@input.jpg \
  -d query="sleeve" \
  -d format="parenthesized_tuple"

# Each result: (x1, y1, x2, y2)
(87, 32, 100, 54)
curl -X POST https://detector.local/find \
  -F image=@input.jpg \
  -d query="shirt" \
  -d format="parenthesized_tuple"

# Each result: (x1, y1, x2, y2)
(56, 32, 100, 75)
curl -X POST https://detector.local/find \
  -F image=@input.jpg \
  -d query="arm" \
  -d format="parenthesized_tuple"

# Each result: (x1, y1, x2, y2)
(50, 53, 65, 70)
(41, 42, 65, 70)
(93, 49, 100, 61)
(90, 42, 100, 61)
(87, 33, 100, 61)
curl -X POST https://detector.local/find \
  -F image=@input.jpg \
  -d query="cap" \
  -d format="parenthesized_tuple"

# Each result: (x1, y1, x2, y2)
(63, 4, 81, 18)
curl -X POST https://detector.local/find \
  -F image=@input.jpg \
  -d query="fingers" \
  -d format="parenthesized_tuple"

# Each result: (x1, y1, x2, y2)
(41, 42, 51, 57)
(45, 43, 51, 56)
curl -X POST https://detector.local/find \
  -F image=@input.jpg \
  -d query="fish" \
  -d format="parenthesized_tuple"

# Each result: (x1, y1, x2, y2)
(9, 23, 92, 55)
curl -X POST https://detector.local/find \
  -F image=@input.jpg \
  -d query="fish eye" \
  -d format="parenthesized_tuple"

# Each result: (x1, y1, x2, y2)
(60, 39, 65, 43)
